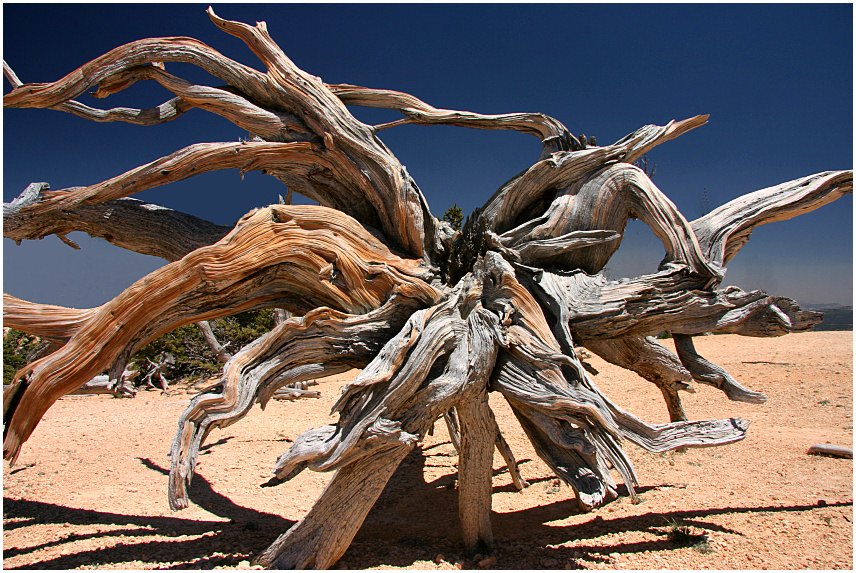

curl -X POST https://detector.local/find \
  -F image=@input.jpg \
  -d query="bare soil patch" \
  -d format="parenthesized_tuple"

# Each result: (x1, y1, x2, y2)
(3, 331, 852, 569)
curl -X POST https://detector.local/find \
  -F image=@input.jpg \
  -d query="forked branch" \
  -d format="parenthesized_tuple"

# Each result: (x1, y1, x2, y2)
(3, 204, 439, 463)
(2, 9, 851, 571)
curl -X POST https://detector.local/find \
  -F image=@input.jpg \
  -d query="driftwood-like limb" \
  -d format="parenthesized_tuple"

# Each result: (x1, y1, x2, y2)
(3, 294, 100, 343)
(4, 204, 439, 463)
(530, 267, 824, 344)
(484, 253, 747, 510)
(66, 371, 138, 397)
(3, 9, 851, 570)
(3, 368, 137, 398)
(493, 423, 530, 491)
(5, 183, 231, 260)
(3, 59, 23, 87)
(497, 163, 720, 280)
(142, 353, 175, 392)
(456, 386, 497, 553)
(260, 272, 520, 565)
(270, 380, 320, 402)
(10, 141, 328, 214)
(480, 115, 710, 235)
(90, 64, 296, 140)
(255, 443, 413, 569)
(5, 10, 441, 260)
(445, 407, 529, 491)
(807, 444, 853, 459)
(443, 409, 462, 451)
(692, 170, 852, 267)
(194, 320, 232, 364)
(203, 7, 443, 260)
(673, 334, 767, 403)
(4, 37, 273, 110)
(54, 96, 194, 126)
(583, 337, 694, 422)
(327, 83, 579, 155)
(168, 298, 419, 509)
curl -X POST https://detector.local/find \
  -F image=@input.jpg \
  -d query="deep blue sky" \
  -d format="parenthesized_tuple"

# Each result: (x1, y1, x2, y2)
(3, 3, 853, 308)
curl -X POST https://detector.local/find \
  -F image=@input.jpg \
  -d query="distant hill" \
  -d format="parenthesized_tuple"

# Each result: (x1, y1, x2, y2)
(804, 304, 853, 331)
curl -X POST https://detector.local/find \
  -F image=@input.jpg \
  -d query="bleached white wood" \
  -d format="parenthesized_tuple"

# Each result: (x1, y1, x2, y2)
(2, 8, 851, 569)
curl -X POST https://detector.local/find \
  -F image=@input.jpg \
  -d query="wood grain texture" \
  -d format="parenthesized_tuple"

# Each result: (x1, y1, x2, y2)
(3, 8, 851, 569)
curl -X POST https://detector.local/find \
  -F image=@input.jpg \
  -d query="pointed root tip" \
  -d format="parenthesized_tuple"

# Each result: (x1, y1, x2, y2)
(4, 442, 22, 466)
(726, 387, 767, 404)
(168, 495, 189, 511)
(206, 6, 221, 23)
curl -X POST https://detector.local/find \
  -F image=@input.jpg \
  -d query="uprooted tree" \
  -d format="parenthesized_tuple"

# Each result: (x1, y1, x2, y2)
(2, 8, 852, 569)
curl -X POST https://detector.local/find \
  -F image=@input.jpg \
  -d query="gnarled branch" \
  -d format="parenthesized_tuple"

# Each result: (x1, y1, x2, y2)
(4, 204, 439, 463)
(692, 170, 852, 267)
(3, 10, 850, 571)
(328, 83, 579, 155)
(5, 183, 231, 260)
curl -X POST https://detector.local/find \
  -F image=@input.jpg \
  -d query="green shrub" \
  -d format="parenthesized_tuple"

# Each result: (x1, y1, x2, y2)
(442, 203, 464, 231)
(132, 308, 278, 380)
(3, 309, 281, 387)
(3, 329, 42, 385)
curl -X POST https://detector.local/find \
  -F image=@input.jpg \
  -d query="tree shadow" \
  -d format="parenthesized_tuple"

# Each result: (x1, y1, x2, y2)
(5, 449, 852, 569)
(3, 457, 293, 570)
(341, 445, 853, 569)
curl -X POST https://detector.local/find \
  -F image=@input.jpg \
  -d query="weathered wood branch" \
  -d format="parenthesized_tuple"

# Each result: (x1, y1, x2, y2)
(528, 266, 822, 344)
(483, 253, 746, 510)
(168, 297, 418, 509)
(497, 163, 720, 280)
(270, 380, 320, 402)
(66, 371, 138, 397)
(3, 10, 851, 570)
(90, 64, 297, 140)
(3, 371, 136, 399)
(327, 83, 579, 155)
(3, 59, 23, 87)
(673, 334, 767, 403)
(54, 97, 194, 125)
(692, 170, 852, 267)
(5, 183, 231, 260)
(480, 115, 709, 235)
(10, 141, 320, 213)
(255, 443, 413, 569)
(807, 444, 853, 459)
(194, 320, 232, 364)
(4, 37, 273, 110)
(445, 407, 529, 491)
(456, 386, 497, 552)
(4, 204, 439, 463)
(204, 7, 445, 260)
(582, 337, 695, 422)
(3, 294, 100, 343)
(5, 9, 443, 260)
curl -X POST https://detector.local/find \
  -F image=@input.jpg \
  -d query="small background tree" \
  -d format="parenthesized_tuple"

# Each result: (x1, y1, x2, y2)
(442, 203, 464, 231)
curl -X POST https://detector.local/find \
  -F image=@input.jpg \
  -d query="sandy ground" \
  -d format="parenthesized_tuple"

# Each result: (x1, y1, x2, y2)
(3, 331, 852, 570)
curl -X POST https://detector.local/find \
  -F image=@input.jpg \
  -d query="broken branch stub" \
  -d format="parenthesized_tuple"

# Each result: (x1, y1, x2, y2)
(3, 8, 851, 570)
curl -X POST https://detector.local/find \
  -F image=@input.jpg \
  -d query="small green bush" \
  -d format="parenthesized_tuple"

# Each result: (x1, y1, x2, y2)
(664, 518, 711, 552)
(133, 308, 278, 380)
(3, 329, 42, 385)
(442, 203, 464, 231)
(3, 309, 279, 386)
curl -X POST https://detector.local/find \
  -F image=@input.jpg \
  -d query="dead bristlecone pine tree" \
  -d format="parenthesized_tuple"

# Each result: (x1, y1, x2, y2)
(2, 8, 852, 569)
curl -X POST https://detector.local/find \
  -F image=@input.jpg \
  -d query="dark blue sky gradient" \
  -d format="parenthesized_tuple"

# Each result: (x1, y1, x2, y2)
(3, 3, 853, 307)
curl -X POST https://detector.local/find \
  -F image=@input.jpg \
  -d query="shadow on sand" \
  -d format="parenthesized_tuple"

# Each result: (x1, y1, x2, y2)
(4, 446, 851, 569)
